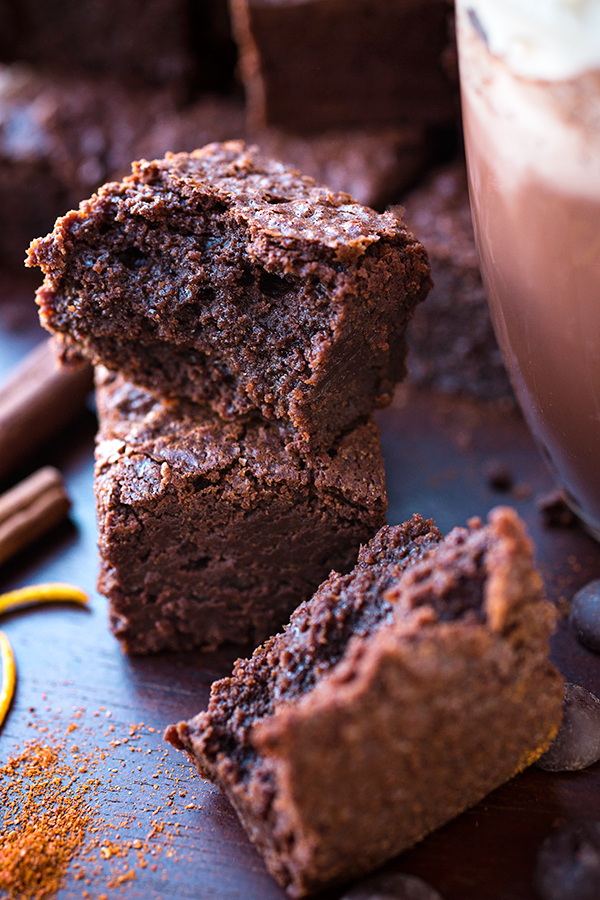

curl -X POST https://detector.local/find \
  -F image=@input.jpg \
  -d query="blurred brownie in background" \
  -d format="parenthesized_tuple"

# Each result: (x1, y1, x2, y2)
(0, 64, 176, 268)
(137, 101, 430, 210)
(0, 60, 430, 271)
(403, 158, 515, 408)
(230, 0, 458, 133)
(0, 0, 194, 93)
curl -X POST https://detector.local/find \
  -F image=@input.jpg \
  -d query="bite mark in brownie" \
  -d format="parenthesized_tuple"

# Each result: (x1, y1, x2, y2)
(94, 367, 387, 654)
(166, 507, 564, 897)
(28, 140, 432, 446)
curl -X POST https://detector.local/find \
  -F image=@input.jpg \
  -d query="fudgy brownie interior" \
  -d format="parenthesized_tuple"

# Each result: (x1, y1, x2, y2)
(29, 141, 431, 444)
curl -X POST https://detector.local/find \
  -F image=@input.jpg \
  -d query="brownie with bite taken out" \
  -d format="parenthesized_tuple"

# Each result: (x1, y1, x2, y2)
(166, 507, 563, 897)
(28, 140, 432, 448)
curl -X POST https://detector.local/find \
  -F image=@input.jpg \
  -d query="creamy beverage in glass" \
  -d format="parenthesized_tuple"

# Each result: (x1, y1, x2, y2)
(455, 0, 600, 535)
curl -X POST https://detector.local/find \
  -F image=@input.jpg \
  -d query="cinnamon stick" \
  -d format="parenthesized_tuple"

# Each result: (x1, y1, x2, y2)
(0, 466, 71, 566)
(0, 339, 93, 483)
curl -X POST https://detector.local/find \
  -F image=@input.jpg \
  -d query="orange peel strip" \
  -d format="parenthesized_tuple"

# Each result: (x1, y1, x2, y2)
(0, 629, 16, 728)
(0, 583, 89, 617)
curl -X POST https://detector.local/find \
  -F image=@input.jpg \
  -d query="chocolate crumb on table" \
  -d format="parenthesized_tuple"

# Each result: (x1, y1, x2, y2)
(537, 487, 579, 529)
(94, 367, 387, 654)
(27, 140, 432, 447)
(166, 507, 564, 897)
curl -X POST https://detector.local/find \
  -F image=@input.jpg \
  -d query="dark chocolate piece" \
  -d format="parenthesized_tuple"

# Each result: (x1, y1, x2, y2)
(29, 141, 432, 446)
(166, 507, 563, 897)
(95, 367, 387, 654)
(569, 582, 600, 654)
(534, 822, 600, 900)
(341, 873, 444, 900)
(536, 684, 600, 772)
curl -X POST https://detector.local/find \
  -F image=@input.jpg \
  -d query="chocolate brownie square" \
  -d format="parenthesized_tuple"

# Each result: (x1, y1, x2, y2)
(166, 507, 563, 896)
(230, 0, 458, 133)
(95, 367, 387, 654)
(403, 158, 515, 407)
(28, 141, 432, 446)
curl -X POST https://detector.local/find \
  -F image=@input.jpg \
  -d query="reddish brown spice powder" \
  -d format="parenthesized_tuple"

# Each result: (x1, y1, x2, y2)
(0, 742, 96, 900)
(0, 710, 202, 899)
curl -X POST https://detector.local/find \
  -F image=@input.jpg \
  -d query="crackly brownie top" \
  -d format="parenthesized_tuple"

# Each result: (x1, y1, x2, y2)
(94, 368, 386, 509)
(28, 139, 421, 278)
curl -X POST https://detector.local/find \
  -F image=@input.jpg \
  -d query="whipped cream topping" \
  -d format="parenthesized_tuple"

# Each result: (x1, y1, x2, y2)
(457, 0, 600, 80)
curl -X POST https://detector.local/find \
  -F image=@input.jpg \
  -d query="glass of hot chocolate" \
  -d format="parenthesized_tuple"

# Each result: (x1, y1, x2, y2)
(455, 0, 600, 537)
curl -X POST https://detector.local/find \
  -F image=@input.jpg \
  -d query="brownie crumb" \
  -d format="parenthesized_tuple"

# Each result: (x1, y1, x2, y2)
(485, 460, 513, 493)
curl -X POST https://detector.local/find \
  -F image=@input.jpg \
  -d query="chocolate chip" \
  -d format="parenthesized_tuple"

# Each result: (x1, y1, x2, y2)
(536, 684, 600, 772)
(485, 460, 513, 492)
(341, 872, 444, 900)
(537, 488, 578, 529)
(534, 822, 600, 900)
(569, 580, 600, 654)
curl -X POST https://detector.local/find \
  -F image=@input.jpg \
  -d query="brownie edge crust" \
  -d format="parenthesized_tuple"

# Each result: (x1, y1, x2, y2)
(28, 140, 432, 446)
(166, 507, 564, 897)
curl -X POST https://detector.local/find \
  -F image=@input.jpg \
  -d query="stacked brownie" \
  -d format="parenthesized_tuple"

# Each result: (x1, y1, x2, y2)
(28, 140, 432, 652)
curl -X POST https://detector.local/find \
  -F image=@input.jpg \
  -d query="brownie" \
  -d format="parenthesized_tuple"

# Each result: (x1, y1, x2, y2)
(166, 507, 564, 897)
(230, 0, 458, 134)
(0, 64, 178, 269)
(94, 367, 387, 654)
(403, 158, 516, 407)
(0, 0, 196, 93)
(251, 124, 429, 212)
(135, 99, 430, 211)
(28, 141, 432, 446)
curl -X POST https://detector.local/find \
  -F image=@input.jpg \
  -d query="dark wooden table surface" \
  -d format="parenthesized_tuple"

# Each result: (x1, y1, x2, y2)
(1, 271, 600, 900)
